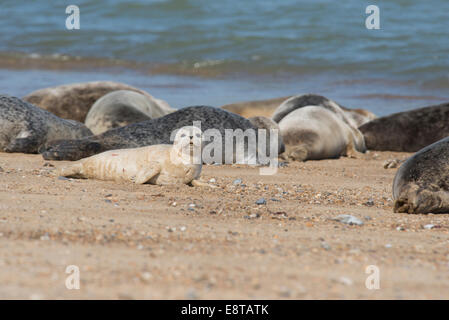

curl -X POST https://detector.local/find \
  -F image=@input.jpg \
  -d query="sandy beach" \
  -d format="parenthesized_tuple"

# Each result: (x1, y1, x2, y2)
(0, 150, 448, 299)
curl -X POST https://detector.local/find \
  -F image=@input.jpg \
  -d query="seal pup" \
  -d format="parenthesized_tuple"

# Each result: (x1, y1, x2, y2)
(359, 102, 449, 152)
(57, 126, 213, 187)
(272, 94, 376, 127)
(0, 94, 92, 154)
(393, 136, 449, 214)
(23, 81, 171, 122)
(278, 106, 366, 161)
(40, 106, 263, 161)
(85, 90, 174, 134)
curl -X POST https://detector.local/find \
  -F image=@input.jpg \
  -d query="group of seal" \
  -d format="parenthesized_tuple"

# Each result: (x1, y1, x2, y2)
(0, 94, 92, 153)
(40, 106, 283, 163)
(4, 81, 449, 214)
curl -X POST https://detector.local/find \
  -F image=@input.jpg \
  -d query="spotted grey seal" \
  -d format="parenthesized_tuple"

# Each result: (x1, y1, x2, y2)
(278, 106, 366, 161)
(57, 126, 214, 187)
(272, 94, 376, 127)
(359, 102, 449, 152)
(23, 81, 170, 122)
(40, 106, 276, 162)
(0, 94, 92, 154)
(393, 136, 449, 214)
(84, 90, 174, 134)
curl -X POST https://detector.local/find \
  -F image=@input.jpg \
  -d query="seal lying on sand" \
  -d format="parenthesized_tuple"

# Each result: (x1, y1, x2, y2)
(359, 102, 449, 152)
(41, 106, 274, 162)
(272, 94, 376, 127)
(23, 81, 171, 122)
(0, 95, 92, 154)
(57, 126, 213, 187)
(278, 106, 366, 161)
(85, 90, 174, 134)
(393, 136, 449, 214)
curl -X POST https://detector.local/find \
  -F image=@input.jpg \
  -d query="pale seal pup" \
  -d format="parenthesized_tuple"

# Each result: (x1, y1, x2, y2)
(278, 106, 366, 161)
(57, 126, 212, 187)
(393, 136, 449, 214)
(0, 95, 92, 153)
(272, 94, 376, 127)
(85, 90, 174, 134)
(359, 102, 449, 152)
(23, 81, 171, 122)
(40, 106, 267, 161)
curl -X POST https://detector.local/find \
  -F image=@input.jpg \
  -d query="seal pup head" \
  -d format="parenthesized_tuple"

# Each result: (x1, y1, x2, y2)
(170, 126, 203, 165)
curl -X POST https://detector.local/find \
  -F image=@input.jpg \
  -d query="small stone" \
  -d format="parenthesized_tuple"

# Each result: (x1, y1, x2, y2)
(424, 224, 435, 230)
(385, 243, 392, 248)
(209, 178, 216, 183)
(180, 226, 187, 232)
(364, 199, 374, 206)
(334, 215, 364, 226)
(232, 179, 242, 185)
(57, 176, 69, 181)
(396, 226, 405, 231)
(320, 241, 331, 251)
(338, 276, 353, 286)
(40, 233, 50, 241)
(256, 198, 266, 205)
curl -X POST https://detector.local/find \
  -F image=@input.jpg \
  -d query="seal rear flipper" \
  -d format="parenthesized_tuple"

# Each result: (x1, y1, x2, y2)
(39, 139, 105, 161)
(5, 137, 41, 154)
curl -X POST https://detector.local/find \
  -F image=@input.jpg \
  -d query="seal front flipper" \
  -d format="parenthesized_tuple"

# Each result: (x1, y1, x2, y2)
(190, 179, 217, 188)
(5, 136, 41, 154)
(132, 162, 161, 184)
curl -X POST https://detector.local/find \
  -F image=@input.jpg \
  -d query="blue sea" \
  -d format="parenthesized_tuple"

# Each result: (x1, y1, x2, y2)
(0, 0, 448, 115)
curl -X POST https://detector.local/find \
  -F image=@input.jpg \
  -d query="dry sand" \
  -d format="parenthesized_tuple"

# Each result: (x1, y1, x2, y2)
(0, 151, 448, 299)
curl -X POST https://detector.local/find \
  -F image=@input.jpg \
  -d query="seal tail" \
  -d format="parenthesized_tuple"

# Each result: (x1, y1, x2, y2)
(39, 139, 105, 161)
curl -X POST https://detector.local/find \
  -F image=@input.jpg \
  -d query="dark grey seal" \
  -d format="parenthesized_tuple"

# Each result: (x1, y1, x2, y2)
(393, 136, 449, 214)
(40, 106, 282, 162)
(0, 95, 92, 154)
(359, 103, 449, 152)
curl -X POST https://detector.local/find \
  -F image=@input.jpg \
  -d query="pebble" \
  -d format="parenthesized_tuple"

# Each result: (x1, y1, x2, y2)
(232, 179, 242, 185)
(385, 243, 392, 248)
(57, 176, 69, 181)
(256, 198, 266, 205)
(209, 178, 216, 183)
(334, 215, 364, 226)
(338, 276, 353, 286)
(424, 224, 435, 230)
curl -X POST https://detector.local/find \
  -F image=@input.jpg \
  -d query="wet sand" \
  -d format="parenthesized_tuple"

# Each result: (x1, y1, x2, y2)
(0, 151, 448, 299)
